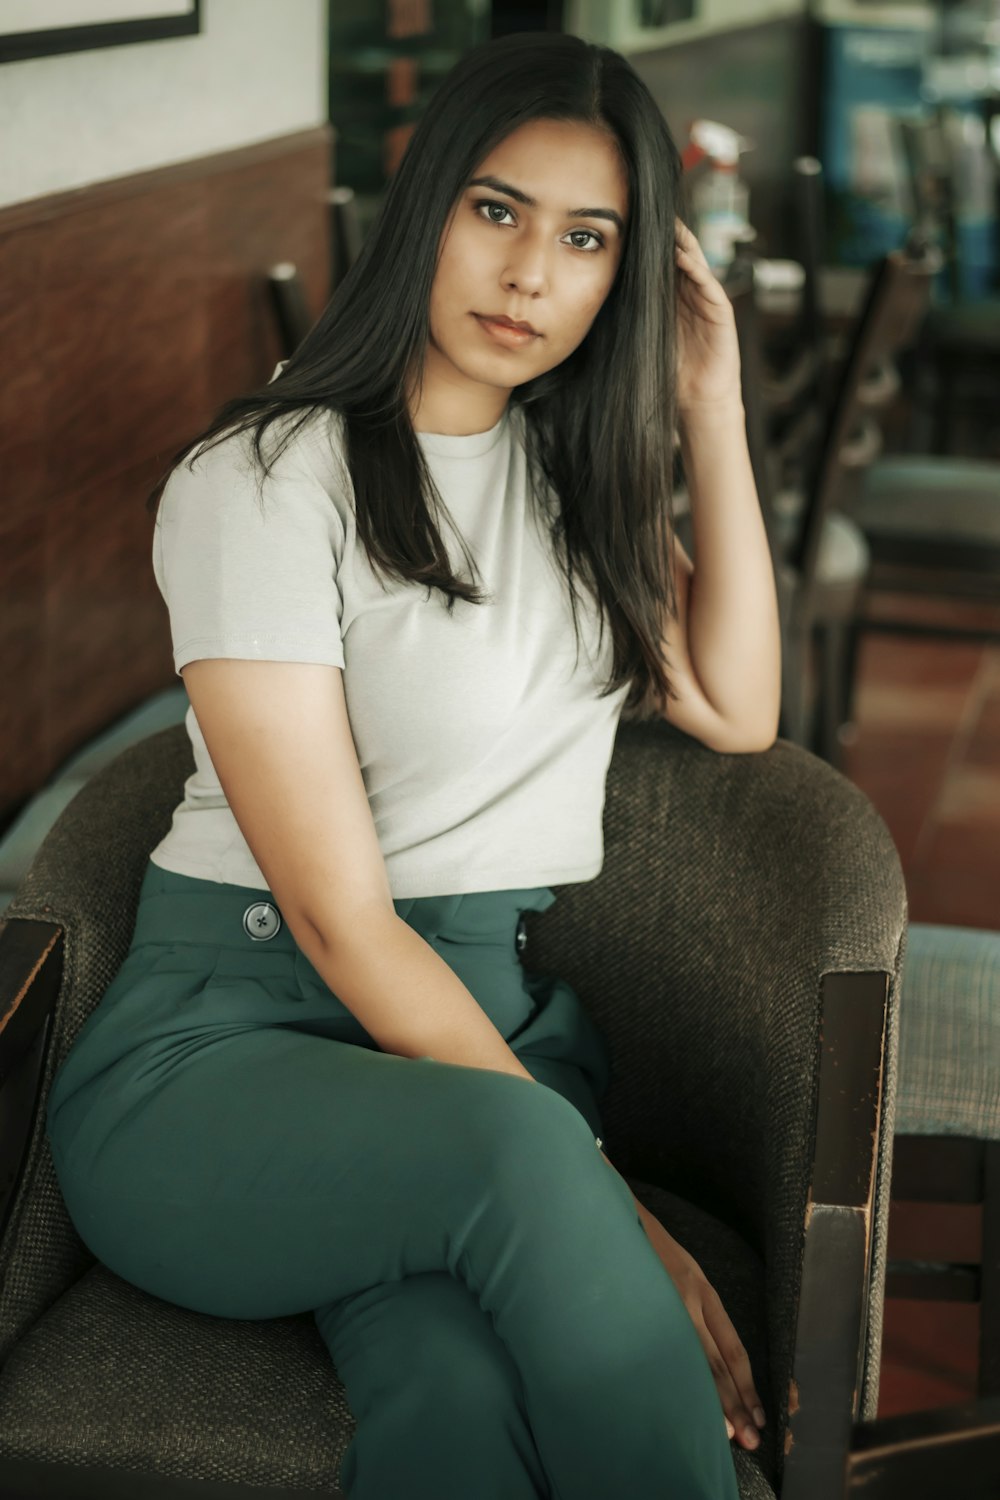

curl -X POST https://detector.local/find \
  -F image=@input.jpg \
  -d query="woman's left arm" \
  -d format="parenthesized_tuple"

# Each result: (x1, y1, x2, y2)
(659, 220, 782, 753)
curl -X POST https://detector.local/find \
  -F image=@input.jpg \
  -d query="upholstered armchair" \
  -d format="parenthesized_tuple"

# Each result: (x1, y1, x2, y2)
(0, 716, 906, 1499)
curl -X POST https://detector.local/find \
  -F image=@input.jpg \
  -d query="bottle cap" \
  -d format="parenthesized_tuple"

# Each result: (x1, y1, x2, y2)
(687, 119, 755, 167)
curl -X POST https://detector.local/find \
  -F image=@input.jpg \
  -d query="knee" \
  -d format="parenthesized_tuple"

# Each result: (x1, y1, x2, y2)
(468, 1065, 596, 1174)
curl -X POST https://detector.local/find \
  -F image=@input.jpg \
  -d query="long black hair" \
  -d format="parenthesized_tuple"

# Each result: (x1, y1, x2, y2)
(147, 30, 691, 719)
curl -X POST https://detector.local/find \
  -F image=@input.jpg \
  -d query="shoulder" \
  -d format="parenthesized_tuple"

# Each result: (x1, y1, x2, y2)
(174, 404, 351, 515)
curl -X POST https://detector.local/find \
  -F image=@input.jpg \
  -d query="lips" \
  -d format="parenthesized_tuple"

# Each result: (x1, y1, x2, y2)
(477, 314, 539, 335)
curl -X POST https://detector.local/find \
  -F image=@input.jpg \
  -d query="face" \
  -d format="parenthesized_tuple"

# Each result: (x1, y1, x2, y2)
(410, 117, 629, 433)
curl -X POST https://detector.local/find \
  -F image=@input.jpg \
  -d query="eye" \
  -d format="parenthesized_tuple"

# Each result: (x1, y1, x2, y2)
(472, 199, 605, 253)
(566, 228, 604, 252)
(474, 198, 516, 227)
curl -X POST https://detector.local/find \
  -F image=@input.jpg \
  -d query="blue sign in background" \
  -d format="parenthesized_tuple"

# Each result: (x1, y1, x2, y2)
(820, 22, 997, 301)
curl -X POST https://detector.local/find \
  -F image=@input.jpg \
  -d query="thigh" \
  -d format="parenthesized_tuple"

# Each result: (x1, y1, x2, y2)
(48, 1019, 595, 1321)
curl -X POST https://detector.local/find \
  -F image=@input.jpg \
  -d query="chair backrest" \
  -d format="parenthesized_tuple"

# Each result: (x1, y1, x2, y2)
(895, 105, 997, 305)
(791, 155, 829, 406)
(326, 185, 362, 291)
(896, 112, 956, 276)
(267, 190, 362, 359)
(266, 262, 313, 359)
(787, 237, 943, 628)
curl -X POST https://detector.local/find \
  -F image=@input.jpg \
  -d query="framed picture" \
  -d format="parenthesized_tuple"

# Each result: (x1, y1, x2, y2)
(0, 1, 201, 65)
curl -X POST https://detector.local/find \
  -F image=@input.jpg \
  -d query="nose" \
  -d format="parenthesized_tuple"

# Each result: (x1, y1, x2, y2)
(502, 229, 550, 298)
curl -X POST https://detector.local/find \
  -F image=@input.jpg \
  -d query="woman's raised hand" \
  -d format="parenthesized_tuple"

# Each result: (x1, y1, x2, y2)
(673, 216, 743, 415)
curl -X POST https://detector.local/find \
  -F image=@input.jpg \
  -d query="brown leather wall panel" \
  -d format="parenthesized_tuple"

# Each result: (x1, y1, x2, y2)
(1, 515, 47, 819)
(2, 227, 49, 530)
(0, 127, 334, 830)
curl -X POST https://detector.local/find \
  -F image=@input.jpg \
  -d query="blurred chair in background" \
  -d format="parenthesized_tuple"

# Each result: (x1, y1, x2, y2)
(887, 921, 1000, 1404)
(756, 156, 838, 480)
(895, 107, 1000, 458)
(266, 262, 313, 358)
(327, 184, 363, 293)
(746, 152, 1000, 752)
(266, 186, 363, 361)
(680, 239, 938, 769)
(764, 239, 943, 763)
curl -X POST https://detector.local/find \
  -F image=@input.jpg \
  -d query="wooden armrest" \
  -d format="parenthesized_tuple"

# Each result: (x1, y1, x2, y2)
(0, 918, 64, 1240)
(0, 918, 64, 1078)
(781, 971, 892, 1500)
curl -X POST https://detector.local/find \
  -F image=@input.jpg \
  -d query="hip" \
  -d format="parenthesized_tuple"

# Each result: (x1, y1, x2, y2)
(46, 860, 611, 1149)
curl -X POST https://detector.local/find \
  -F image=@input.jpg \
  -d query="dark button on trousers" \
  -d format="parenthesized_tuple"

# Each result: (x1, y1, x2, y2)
(46, 859, 740, 1500)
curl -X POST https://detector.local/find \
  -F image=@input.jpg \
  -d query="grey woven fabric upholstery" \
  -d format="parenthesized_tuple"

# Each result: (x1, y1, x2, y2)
(894, 922, 1000, 1139)
(0, 718, 907, 1498)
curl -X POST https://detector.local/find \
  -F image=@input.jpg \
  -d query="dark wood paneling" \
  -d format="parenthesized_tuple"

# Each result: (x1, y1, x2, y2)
(204, 147, 333, 395)
(0, 227, 48, 531)
(39, 179, 210, 501)
(45, 457, 175, 769)
(0, 126, 333, 832)
(0, 517, 47, 814)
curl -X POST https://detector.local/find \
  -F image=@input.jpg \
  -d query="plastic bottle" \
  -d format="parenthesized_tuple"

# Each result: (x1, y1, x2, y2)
(684, 120, 754, 273)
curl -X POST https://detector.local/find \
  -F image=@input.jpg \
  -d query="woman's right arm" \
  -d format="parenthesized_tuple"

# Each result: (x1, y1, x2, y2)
(181, 657, 539, 1086)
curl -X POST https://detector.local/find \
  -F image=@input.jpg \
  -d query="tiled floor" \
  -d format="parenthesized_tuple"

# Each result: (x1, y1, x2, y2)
(839, 618, 1000, 1418)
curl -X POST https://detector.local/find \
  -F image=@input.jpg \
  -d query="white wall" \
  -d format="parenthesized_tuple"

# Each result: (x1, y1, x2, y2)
(0, 0, 327, 209)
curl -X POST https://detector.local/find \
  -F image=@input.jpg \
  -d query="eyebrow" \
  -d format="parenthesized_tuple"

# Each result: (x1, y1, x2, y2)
(466, 174, 625, 234)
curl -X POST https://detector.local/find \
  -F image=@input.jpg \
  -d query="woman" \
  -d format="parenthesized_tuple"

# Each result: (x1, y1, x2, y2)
(46, 29, 780, 1500)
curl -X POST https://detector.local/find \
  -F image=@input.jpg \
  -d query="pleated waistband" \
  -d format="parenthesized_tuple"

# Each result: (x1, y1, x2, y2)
(133, 860, 557, 954)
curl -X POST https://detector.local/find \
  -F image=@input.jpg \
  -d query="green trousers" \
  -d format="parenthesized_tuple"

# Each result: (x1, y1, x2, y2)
(46, 859, 740, 1500)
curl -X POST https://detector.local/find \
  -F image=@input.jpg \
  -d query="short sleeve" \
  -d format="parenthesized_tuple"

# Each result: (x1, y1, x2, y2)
(153, 419, 348, 677)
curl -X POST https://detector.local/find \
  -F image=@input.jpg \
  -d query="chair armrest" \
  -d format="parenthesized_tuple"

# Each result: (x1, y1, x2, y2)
(781, 967, 893, 1500)
(0, 725, 195, 1360)
(526, 718, 907, 1492)
(531, 719, 905, 1194)
(0, 919, 64, 1241)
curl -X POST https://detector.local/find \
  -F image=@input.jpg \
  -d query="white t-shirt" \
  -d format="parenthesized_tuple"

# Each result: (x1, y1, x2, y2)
(148, 389, 631, 898)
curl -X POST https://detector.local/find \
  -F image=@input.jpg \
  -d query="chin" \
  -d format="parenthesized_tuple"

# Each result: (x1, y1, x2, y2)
(454, 352, 522, 389)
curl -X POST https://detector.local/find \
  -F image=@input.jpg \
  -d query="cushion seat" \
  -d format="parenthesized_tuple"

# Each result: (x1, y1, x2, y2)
(0, 1179, 777, 1500)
